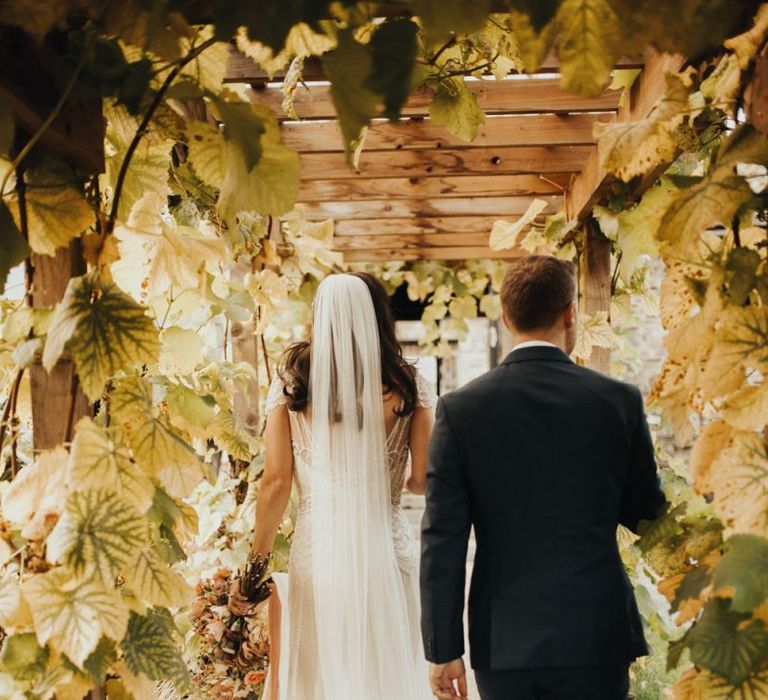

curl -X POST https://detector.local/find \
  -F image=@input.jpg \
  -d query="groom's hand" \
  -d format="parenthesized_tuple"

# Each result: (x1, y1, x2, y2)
(429, 658, 468, 700)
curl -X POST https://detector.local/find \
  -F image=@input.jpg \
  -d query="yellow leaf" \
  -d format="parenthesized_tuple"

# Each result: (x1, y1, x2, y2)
(722, 383, 768, 431)
(690, 420, 734, 496)
(572, 310, 613, 361)
(185, 121, 225, 185)
(724, 4, 768, 69)
(159, 327, 205, 375)
(489, 198, 549, 250)
(8, 166, 96, 256)
(23, 570, 128, 667)
(0, 575, 33, 629)
(125, 547, 193, 609)
(556, 0, 620, 97)
(1, 447, 69, 540)
(595, 72, 691, 181)
(179, 29, 229, 93)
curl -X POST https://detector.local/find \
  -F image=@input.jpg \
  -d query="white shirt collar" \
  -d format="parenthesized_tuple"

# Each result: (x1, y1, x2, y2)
(510, 340, 559, 352)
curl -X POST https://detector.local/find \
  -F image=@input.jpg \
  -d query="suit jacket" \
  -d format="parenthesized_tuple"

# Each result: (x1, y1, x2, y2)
(420, 345, 667, 670)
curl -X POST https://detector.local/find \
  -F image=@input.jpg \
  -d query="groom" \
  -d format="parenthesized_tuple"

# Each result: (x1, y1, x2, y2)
(420, 255, 667, 700)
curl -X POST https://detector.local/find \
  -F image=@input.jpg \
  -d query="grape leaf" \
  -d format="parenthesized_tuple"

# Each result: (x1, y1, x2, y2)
(8, 164, 96, 256)
(211, 99, 264, 173)
(120, 609, 191, 692)
(125, 546, 193, 608)
(23, 570, 128, 667)
(69, 417, 155, 514)
(1, 446, 69, 540)
(714, 535, 768, 613)
(186, 120, 225, 185)
(322, 29, 379, 161)
(82, 637, 117, 682)
(429, 77, 486, 143)
(365, 19, 419, 120)
(722, 384, 768, 432)
(595, 72, 690, 182)
(110, 374, 204, 498)
(687, 598, 768, 685)
(672, 664, 768, 700)
(46, 489, 145, 585)
(112, 191, 226, 302)
(556, 0, 620, 97)
(415, 0, 492, 42)
(42, 272, 159, 401)
(0, 200, 29, 290)
(0, 632, 49, 681)
(572, 311, 614, 361)
(489, 199, 549, 250)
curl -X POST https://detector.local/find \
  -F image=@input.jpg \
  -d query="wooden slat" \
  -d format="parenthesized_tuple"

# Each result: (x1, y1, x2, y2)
(566, 51, 687, 220)
(226, 46, 644, 84)
(334, 233, 491, 250)
(251, 78, 621, 120)
(281, 113, 613, 152)
(302, 195, 559, 220)
(300, 145, 593, 179)
(334, 216, 513, 236)
(297, 173, 570, 202)
(340, 246, 522, 262)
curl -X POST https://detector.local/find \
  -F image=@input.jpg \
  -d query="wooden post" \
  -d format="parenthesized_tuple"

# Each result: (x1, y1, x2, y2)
(582, 219, 612, 374)
(28, 242, 90, 450)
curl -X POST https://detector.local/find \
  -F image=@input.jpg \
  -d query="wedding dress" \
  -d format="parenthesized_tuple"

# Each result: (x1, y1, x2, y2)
(263, 275, 435, 700)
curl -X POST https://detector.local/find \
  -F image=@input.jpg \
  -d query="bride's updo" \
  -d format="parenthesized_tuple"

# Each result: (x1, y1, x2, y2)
(278, 272, 418, 416)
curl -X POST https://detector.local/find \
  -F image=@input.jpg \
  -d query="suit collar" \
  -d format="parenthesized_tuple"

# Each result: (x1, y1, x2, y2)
(502, 345, 573, 365)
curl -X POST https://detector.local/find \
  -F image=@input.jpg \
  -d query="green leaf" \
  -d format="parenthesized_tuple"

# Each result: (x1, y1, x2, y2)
(120, 609, 191, 692)
(110, 375, 204, 498)
(322, 29, 379, 160)
(210, 409, 257, 461)
(23, 570, 129, 667)
(0, 199, 29, 291)
(687, 598, 768, 685)
(365, 19, 419, 121)
(416, 0, 492, 41)
(429, 77, 486, 143)
(556, 0, 620, 97)
(8, 163, 96, 256)
(69, 417, 155, 514)
(0, 632, 49, 681)
(105, 102, 173, 222)
(81, 637, 117, 683)
(671, 565, 712, 614)
(125, 547, 193, 608)
(42, 273, 160, 401)
(658, 126, 768, 259)
(186, 120, 225, 185)
(46, 489, 145, 585)
(165, 384, 215, 429)
(714, 534, 768, 613)
(211, 99, 264, 172)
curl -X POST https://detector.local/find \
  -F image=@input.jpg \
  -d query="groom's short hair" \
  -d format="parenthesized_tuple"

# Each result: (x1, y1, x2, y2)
(501, 256, 576, 331)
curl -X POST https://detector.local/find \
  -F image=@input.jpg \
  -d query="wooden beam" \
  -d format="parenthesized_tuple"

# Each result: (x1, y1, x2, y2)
(333, 232, 491, 249)
(226, 45, 644, 84)
(300, 145, 593, 179)
(340, 246, 523, 262)
(251, 79, 621, 120)
(333, 216, 516, 236)
(300, 195, 560, 220)
(297, 173, 570, 202)
(581, 220, 612, 374)
(566, 51, 687, 220)
(281, 113, 613, 152)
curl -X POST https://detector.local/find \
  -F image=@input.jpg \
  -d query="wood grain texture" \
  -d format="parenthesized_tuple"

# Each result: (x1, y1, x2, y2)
(251, 78, 621, 120)
(297, 173, 570, 201)
(301, 195, 560, 220)
(582, 223, 612, 374)
(333, 216, 520, 236)
(340, 246, 523, 262)
(281, 113, 613, 152)
(333, 232, 491, 249)
(300, 145, 594, 179)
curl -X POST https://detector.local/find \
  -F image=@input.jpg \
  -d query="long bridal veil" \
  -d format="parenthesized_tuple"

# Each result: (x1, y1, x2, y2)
(308, 275, 424, 699)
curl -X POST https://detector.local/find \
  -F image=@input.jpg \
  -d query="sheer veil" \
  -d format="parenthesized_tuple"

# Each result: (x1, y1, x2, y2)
(309, 274, 424, 699)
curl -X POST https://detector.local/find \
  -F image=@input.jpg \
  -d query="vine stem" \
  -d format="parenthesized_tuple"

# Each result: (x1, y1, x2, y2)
(64, 370, 80, 445)
(0, 61, 87, 198)
(107, 36, 216, 232)
(8, 368, 24, 478)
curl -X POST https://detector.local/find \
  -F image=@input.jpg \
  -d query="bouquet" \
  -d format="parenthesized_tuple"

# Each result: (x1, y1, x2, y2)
(188, 558, 272, 699)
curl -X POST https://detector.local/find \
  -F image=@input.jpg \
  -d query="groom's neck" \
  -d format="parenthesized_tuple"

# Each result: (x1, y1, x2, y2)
(511, 329, 566, 352)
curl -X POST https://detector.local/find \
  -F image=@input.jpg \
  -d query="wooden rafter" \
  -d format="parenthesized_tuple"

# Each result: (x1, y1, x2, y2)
(282, 113, 613, 152)
(251, 78, 621, 120)
(565, 51, 687, 220)
(333, 216, 527, 236)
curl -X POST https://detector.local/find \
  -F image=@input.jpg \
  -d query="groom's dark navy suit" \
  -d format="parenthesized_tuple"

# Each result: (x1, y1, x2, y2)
(420, 345, 667, 699)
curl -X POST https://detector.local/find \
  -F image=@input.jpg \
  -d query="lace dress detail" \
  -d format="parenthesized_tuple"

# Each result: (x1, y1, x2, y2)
(264, 371, 436, 699)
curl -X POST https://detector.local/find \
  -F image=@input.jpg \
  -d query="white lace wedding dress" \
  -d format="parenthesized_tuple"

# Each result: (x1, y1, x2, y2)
(263, 370, 435, 700)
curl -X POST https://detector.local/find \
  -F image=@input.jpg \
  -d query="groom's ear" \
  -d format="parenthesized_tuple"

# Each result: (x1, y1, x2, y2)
(563, 302, 576, 329)
(502, 312, 514, 333)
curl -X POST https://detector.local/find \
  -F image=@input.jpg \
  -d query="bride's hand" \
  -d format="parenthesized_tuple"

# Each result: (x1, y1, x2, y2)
(429, 658, 468, 700)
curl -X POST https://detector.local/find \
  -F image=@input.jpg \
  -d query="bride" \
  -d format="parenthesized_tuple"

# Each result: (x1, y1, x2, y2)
(250, 272, 436, 699)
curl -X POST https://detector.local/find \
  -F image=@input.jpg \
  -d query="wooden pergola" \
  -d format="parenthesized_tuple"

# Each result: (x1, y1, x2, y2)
(225, 48, 684, 265)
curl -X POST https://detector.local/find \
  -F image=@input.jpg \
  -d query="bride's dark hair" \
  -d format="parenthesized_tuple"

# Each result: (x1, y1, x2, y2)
(278, 272, 418, 416)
